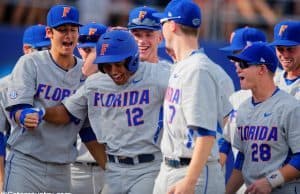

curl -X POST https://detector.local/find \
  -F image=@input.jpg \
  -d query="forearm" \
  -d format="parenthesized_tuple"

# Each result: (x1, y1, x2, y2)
(0, 156, 4, 191)
(225, 169, 244, 194)
(44, 105, 70, 124)
(185, 136, 215, 185)
(84, 140, 107, 170)
(278, 164, 300, 183)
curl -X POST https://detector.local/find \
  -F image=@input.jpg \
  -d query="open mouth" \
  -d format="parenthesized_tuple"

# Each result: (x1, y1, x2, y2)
(62, 41, 74, 48)
(139, 45, 149, 53)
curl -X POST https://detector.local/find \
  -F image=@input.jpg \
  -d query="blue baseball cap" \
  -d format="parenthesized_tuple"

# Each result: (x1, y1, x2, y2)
(269, 20, 300, 46)
(128, 6, 161, 31)
(153, 0, 201, 29)
(228, 42, 278, 73)
(23, 24, 51, 48)
(78, 22, 107, 48)
(94, 30, 139, 65)
(47, 4, 81, 28)
(220, 27, 266, 52)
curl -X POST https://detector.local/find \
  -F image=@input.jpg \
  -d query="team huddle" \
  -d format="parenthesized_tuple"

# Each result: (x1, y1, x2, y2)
(0, 0, 299, 194)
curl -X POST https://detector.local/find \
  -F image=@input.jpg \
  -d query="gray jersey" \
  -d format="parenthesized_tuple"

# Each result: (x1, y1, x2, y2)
(63, 62, 170, 156)
(233, 89, 300, 185)
(274, 70, 300, 100)
(6, 50, 85, 163)
(161, 50, 232, 161)
(0, 75, 12, 134)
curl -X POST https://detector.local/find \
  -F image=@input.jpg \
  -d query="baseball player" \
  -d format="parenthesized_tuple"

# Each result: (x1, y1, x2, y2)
(0, 23, 51, 191)
(152, 1, 232, 193)
(219, 26, 267, 186)
(4, 4, 86, 193)
(21, 30, 170, 194)
(71, 22, 107, 194)
(269, 20, 300, 100)
(127, 6, 162, 64)
(226, 42, 300, 194)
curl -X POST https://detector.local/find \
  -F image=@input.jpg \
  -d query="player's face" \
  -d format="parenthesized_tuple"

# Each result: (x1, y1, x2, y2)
(131, 29, 162, 63)
(47, 25, 79, 56)
(235, 61, 262, 90)
(102, 60, 132, 85)
(275, 45, 300, 73)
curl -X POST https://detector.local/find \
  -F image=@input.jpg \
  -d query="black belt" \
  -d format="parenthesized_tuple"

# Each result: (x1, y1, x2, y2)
(74, 161, 98, 167)
(108, 154, 155, 165)
(165, 157, 191, 168)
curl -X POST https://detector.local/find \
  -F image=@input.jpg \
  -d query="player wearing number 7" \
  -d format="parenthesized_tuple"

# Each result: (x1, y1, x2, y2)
(21, 30, 170, 194)
(226, 42, 300, 194)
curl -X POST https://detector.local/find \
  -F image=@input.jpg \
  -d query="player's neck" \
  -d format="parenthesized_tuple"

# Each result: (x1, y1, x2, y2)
(252, 81, 277, 103)
(49, 50, 76, 70)
(285, 68, 300, 80)
(174, 37, 198, 62)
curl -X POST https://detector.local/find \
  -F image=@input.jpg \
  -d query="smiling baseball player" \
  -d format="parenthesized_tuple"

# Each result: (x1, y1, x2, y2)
(20, 30, 170, 194)
(4, 4, 85, 193)
(226, 42, 300, 194)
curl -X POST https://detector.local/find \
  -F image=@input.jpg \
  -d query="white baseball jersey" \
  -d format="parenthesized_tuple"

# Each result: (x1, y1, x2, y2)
(6, 50, 85, 163)
(233, 89, 300, 185)
(274, 70, 300, 100)
(63, 61, 170, 156)
(161, 50, 232, 161)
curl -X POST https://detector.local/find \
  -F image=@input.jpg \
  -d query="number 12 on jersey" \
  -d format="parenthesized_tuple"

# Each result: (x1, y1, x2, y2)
(126, 107, 144, 126)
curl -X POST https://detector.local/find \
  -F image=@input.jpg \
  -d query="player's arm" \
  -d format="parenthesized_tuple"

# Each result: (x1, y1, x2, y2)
(79, 126, 107, 169)
(168, 127, 215, 194)
(44, 104, 71, 124)
(225, 151, 245, 194)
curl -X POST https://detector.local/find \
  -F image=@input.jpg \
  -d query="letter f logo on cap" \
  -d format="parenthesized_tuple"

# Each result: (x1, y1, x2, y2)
(89, 28, 97, 35)
(279, 25, 288, 36)
(62, 7, 71, 17)
(100, 43, 109, 55)
(138, 11, 146, 21)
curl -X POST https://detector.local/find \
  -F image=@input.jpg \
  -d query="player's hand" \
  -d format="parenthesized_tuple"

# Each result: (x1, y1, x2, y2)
(245, 178, 272, 194)
(19, 108, 45, 130)
(82, 47, 98, 76)
(167, 178, 195, 194)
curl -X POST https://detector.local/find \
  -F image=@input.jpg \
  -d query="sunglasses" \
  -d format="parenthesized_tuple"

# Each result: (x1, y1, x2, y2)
(237, 60, 266, 70)
(78, 35, 100, 43)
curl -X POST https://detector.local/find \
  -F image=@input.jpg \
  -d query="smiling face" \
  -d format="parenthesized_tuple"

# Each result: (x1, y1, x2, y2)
(101, 59, 133, 85)
(130, 29, 162, 63)
(47, 24, 79, 56)
(275, 45, 300, 75)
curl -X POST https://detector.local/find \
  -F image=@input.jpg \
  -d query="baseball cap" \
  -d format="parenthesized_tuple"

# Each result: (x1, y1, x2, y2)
(94, 30, 138, 65)
(153, 0, 201, 29)
(269, 20, 300, 46)
(78, 22, 107, 48)
(47, 4, 81, 28)
(228, 42, 278, 73)
(128, 6, 161, 31)
(220, 27, 266, 52)
(23, 24, 51, 48)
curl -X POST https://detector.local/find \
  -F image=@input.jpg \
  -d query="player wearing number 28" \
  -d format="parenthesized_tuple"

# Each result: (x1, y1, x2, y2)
(225, 42, 300, 194)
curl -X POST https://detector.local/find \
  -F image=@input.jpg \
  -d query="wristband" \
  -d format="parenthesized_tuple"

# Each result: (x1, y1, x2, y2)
(266, 170, 285, 188)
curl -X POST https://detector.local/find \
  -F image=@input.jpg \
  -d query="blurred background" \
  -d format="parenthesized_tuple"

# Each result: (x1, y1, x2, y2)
(0, 0, 300, 89)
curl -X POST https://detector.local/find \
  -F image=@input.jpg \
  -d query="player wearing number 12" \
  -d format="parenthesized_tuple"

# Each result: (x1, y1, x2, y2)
(20, 30, 170, 194)
(226, 42, 300, 194)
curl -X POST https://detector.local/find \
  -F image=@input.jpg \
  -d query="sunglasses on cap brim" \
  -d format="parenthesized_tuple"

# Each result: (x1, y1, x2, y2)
(78, 35, 100, 43)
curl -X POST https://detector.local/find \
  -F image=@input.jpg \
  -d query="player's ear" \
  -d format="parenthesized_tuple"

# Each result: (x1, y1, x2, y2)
(45, 27, 53, 39)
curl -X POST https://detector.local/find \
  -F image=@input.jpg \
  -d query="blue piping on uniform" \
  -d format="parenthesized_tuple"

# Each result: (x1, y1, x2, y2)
(4, 153, 15, 192)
